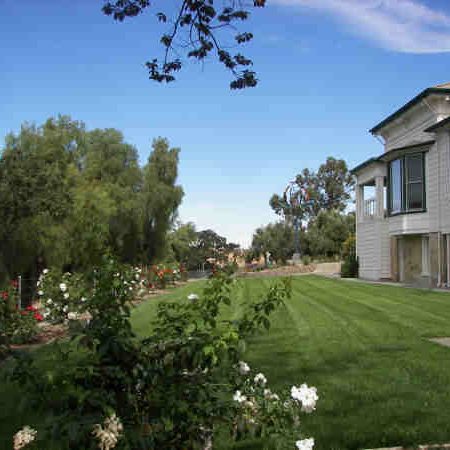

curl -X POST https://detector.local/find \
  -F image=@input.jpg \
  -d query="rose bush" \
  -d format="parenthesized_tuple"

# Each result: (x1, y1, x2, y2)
(9, 258, 317, 449)
(141, 263, 185, 291)
(0, 281, 41, 353)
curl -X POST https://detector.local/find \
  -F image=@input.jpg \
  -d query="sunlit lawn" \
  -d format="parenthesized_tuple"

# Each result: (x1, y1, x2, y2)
(3, 276, 450, 449)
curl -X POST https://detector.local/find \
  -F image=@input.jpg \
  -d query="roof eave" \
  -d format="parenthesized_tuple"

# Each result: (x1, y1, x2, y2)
(370, 88, 450, 135)
(351, 140, 435, 175)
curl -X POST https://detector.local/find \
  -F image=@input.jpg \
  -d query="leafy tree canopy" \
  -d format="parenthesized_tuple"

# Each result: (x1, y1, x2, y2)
(270, 157, 354, 226)
(250, 222, 294, 265)
(0, 117, 183, 290)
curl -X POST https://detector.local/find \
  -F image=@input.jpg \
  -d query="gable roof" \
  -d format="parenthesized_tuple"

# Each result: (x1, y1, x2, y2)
(370, 82, 450, 135)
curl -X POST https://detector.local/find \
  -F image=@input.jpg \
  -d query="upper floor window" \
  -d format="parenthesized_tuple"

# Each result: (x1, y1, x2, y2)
(388, 152, 426, 215)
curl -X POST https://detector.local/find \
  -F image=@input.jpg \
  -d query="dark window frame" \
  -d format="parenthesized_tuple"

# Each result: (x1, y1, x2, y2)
(387, 152, 426, 216)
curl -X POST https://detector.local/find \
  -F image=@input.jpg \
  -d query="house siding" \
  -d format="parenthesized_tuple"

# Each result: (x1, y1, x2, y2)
(436, 131, 450, 233)
(357, 219, 390, 280)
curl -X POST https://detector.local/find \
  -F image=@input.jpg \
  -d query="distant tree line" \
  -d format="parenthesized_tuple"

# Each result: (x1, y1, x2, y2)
(0, 116, 183, 284)
(249, 157, 355, 264)
(168, 223, 239, 271)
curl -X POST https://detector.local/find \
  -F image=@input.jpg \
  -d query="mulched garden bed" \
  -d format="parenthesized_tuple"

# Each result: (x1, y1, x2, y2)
(238, 264, 317, 278)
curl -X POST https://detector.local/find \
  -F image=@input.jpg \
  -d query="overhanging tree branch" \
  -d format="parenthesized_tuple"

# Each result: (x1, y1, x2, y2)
(102, 0, 266, 89)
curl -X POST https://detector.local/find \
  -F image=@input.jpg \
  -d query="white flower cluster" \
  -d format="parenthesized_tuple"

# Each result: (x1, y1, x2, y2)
(38, 270, 85, 323)
(92, 414, 123, 450)
(296, 438, 314, 450)
(13, 426, 37, 450)
(187, 293, 199, 302)
(233, 390, 247, 403)
(233, 362, 317, 449)
(291, 384, 318, 413)
(254, 373, 267, 386)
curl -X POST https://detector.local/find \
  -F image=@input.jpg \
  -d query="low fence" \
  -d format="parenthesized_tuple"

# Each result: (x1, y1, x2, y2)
(187, 270, 212, 280)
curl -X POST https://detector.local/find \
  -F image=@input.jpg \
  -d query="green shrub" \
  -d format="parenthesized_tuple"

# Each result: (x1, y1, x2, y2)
(340, 234, 358, 278)
(302, 255, 311, 266)
(8, 257, 318, 449)
(341, 254, 359, 278)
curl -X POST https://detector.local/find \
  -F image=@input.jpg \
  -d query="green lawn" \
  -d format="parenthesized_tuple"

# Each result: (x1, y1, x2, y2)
(3, 276, 450, 449)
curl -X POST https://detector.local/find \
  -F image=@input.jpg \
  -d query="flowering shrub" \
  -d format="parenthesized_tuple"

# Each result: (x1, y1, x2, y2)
(36, 269, 88, 323)
(9, 258, 317, 449)
(0, 281, 40, 352)
(231, 362, 317, 446)
(141, 263, 184, 291)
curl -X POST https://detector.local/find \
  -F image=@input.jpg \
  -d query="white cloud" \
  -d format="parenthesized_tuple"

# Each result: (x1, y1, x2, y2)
(273, 0, 450, 53)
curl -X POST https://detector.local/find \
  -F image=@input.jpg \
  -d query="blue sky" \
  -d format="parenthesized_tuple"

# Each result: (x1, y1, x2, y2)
(2, 0, 450, 246)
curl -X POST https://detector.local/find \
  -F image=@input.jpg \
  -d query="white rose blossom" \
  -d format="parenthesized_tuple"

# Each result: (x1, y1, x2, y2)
(38, 290, 44, 296)
(59, 283, 67, 292)
(13, 426, 37, 450)
(233, 390, 247, 403)
(291, 384, 318, 414)
(67, 312, 78, 321)
(237, 361, 250, 375)
(64, 292, 70, 299)
(296, 438, 314, 450)
(187, 293, 199, 301)
(43, 269, 49, 275)
(254, 373, 267, 386)
(46, 299, 53, 305)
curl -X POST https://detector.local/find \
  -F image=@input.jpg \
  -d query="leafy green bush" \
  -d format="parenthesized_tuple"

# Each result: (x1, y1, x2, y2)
(302, 255, 311, 266)
(9, 258, 317, 449)
(341, 254, 359, 278)
(341, 235, 358, 278)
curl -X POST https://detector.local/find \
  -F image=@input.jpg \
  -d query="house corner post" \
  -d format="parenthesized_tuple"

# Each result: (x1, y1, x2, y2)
(390, 237, 399, 282)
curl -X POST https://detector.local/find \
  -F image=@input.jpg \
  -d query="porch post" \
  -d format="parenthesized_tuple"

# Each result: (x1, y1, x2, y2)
(356, 184, 364, 222)
(375, 176, 384, 218)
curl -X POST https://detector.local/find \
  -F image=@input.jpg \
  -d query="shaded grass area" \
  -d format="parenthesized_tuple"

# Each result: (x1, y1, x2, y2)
(2, 276, 450, 449)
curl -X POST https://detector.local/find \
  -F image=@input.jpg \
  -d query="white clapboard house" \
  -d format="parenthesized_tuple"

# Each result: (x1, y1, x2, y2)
(352, 82, 450, 287)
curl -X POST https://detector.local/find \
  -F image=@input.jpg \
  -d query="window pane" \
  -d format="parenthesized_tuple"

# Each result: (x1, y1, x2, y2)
(408, 182, 423, 210)
(407, 155, 423, 182)
(390, 159, 402, 213)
